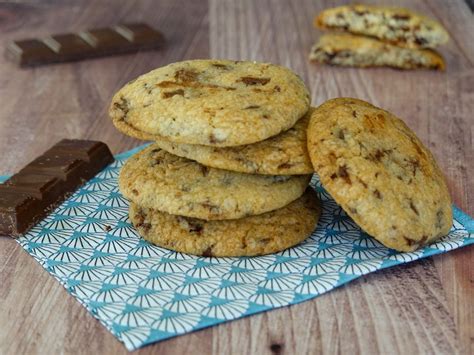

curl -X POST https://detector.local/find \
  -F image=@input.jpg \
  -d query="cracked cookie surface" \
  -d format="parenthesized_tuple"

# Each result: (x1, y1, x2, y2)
(109, 59, 310, 147)
(316, 4, 449, 49)
(307, 98, 452, 251)
(119, 144, 311, 220)
(153, 109, 313, 175)
(129, 187, 320, 257)
(310, 33, 445, 70)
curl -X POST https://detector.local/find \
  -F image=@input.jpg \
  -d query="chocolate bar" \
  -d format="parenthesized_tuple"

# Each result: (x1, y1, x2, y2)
(6, 23, 165, 67)
(0, 139, 114, 237)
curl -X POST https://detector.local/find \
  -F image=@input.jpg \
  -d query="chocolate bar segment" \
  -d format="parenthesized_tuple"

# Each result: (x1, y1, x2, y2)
(114, 24, 163, 45)
(49, 139, 114, 165)
(0, 174, 63, 199)
(6, 23, 165, 67)
(79, 29, 130, 51)
(21, 155, 87, 182)
(0, 192, 39, 236)
(0, 139, 114, 237)
(6, 40, 57, 66)
(44, 34, 95, 57)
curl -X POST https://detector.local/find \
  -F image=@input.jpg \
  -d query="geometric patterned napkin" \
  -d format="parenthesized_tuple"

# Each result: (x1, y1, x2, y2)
(3, 145, 473, 351)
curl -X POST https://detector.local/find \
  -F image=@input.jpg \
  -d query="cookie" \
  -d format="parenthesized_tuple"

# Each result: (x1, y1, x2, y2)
(129, 187, 320, 257)
(113, 117, 155, 141)
(315, 4, 449, 49)
(119, 144, 312, 220)
(307, 98, 452, 252)
(154, 109, 313, 175)
(109, 59, 310, 147)
(309, 33, 445, 70)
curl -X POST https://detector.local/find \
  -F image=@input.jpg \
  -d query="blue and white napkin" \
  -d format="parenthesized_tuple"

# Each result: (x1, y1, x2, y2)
(2, 145, 473, 351)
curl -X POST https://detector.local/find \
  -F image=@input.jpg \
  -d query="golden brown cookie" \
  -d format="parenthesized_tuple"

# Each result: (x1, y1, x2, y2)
(109, 59, 310, 147)
(119, 144, 311, 220)
(153, 110, 313, 175)
(316, 4, 449, 49)
(129, 187, 320, 257)
(309, 33, 445, 70)
(307, 98, 452, 251)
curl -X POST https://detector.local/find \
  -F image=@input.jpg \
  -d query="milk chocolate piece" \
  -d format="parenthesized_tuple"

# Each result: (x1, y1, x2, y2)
(6, 23, 165, 67)
(0, 139, 114, 237)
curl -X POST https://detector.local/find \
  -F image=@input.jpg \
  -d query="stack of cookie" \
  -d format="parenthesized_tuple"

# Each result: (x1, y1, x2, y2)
(109, 59, 320, 257)
(309, 4, 449, 70)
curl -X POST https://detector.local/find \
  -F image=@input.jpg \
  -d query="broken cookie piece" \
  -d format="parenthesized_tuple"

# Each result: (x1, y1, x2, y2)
(309, 33, 445, 70)
(315, 4, 449, 49)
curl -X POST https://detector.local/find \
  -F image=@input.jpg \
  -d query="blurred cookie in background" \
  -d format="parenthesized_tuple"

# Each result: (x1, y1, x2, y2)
(311, 4, 448, 70)
(315, 4, 449, 49)
(310, 33, 445, 70)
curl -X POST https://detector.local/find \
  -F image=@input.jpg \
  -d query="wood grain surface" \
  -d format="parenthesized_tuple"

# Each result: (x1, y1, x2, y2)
(0, 0, 472, 354)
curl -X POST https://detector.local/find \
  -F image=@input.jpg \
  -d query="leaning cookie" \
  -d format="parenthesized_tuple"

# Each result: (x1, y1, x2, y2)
(154, 110, 313, 175)
(119, 144, 311, 220)
(307, 98, 452, 252)
(310, 33, 445, 70)
(129, 187, 320, 257)
(315, 4, 449, 49)
(110, 59, 310, 147)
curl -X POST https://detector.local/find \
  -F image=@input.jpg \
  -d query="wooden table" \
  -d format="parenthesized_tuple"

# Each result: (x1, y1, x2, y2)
(0, 1, 472, 354)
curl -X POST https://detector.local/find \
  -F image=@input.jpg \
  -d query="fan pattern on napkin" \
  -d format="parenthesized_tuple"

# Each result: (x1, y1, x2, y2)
(14, 148, 474, 351)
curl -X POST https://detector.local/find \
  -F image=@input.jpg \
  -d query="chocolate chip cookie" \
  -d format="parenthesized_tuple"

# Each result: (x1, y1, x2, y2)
(307, 98, 452, 251)
(153, 109, 313, 175)
(129, 187, 320, 257)
(310, 33, 445, 70)
(316, 4, 449, 49)
(109, 59, 310, 147)
(119, 144, 311, 220)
